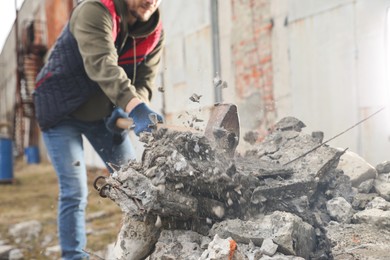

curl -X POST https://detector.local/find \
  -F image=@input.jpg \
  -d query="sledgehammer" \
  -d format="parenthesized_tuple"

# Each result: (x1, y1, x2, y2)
(116, 103, 240, 156)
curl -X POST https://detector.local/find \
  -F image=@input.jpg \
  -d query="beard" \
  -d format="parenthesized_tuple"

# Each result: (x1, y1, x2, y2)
(129, 8, 152, 22)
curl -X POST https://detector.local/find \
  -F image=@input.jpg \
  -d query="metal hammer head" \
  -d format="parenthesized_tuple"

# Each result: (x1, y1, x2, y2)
(204, 103, 240, 157)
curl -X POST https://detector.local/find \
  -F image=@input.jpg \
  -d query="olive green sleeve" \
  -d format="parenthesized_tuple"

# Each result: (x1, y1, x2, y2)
(69, 1, 136, 110)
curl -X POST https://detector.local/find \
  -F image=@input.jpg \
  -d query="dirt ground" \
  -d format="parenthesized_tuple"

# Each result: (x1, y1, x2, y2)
(0, 159, 122, 259)
(326, 222, 390, 260)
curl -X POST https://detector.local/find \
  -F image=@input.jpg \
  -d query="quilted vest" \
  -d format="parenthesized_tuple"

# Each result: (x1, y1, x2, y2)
(34, 0, 162, 130)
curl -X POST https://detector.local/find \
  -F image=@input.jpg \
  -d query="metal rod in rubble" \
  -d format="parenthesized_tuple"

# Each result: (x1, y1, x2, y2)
(284, 107, 385, 166)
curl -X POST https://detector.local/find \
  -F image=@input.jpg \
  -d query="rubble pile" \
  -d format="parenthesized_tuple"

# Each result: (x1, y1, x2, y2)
(95, 116, 390, 260)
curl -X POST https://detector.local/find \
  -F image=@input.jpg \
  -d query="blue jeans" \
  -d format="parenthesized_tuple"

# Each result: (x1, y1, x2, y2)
(42, 118, 135, 260)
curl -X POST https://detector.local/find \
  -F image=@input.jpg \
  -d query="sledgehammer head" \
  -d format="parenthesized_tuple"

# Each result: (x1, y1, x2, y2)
(204, 103, 240, 157)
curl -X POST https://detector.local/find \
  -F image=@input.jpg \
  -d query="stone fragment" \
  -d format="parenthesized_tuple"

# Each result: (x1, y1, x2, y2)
(0, 245, 14, 259)
(260, 238, 278, 256)
(365, 196, 390, 210)
(44, 245, 61, 257)
(149, 230, 205, 260)
(352, 208, 390, 228)
(259, 253, 305, 259)
(374, 173, 390, 201)
(9, 248, 23, 260)
(357, 179, 374, 194)
(112, 215, 160, 260)
(337, 150, 377, 187)
(351, 193, 378, 210)
(311, 131, 324, 143)
(375, 160, 390, 174)
(274, 117, 306, 132)
(8, 220, 42, 243)
(326, 197, 354, 223)
(199, 234, 246, 260)
(210, 211, 315, 259)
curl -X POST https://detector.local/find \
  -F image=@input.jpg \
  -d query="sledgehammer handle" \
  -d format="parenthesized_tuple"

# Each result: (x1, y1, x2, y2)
(116, 118, 134, 130)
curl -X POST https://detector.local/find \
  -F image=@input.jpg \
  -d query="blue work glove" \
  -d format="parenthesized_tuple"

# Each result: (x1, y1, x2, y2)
(105, 107, 129, 134)
(129, 103, 164, 136)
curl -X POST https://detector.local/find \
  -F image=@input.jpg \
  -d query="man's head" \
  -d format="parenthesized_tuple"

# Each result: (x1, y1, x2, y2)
(125, 0, 162, 25)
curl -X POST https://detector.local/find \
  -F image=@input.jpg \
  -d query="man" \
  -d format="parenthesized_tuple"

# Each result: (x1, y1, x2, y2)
(33, 0, 163, 258)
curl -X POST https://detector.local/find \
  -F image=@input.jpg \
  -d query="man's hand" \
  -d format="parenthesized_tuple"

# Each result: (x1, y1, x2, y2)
(129, 103, 164, 135)
(105, 107, 129, 134)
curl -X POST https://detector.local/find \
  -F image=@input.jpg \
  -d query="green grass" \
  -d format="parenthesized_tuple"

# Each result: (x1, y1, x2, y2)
(0, 159, 123, 259)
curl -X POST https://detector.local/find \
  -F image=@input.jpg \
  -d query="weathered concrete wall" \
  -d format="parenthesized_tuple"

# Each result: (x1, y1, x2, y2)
(223, 0, 390, 164)
(0, 30, 17, 132)
(275, 0, 390, 165)
(159, 0, 214, 125)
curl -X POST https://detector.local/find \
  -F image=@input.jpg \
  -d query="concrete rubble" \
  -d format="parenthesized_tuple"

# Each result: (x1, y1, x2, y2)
(92, 116, 390, 260)
(3, 117, 390, 259)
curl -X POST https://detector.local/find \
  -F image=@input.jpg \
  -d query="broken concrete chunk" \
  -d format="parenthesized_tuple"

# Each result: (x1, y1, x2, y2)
(337, 150, 377, 187)
(374, 173, 390, 201)
(8, 220, 42, 244)
(351, 193, 378, 210)
(0, 245, 15, 260)
(112, 214, 160, 260)
(375, 160, 390, 174)
(149, 230, 205, 260)
(210, 211, 315, 259)
(352, 208, 390, 228)
(199, 234, 232, 260)
(250, 179, 317, 214)
(260, 238, 278, 256)
(365, 196, 390, 211)
(274, 117, 306, 132)
(357, 179, 374, 194)
(311, 131, 324, 143)
(259, 254, 305, 260)
(326, 197, 353, 223)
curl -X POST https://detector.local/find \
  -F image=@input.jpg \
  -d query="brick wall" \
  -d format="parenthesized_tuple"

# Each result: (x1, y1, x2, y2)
(231, 0, 276, 140)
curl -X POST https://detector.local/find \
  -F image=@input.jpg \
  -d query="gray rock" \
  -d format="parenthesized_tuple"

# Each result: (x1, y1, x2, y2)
(210, 211, 315, 259)
(365, 197, 390, 211)
(9, 249, 24, 260)
(326, 197, 353, 223)
(260, 238, 278, 256)
(149, 230, 205, 260)
(8, 220, 42, 244)
(199, 234, 230, 260)
(375, 161, 390, 174)
(0, 245, 14, 259)
(311, 131, 324, 143)
(44, 245, 61, 256)
(374, 173, 390, 201)
(351, 193, 378, 210)
(337, 150, 377, 187)
(86, 210, 109, 222)
(104, 243, 115, 260)
(357, 179, 374, 194)
(274, 117, 306, 132)
(259, 253, 305, 260)
(352, 208, 390, 228)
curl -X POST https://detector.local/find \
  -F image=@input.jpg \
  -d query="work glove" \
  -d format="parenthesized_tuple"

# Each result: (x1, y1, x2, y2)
(129, 103, 164, 136)
(105, 107, 129, 135)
